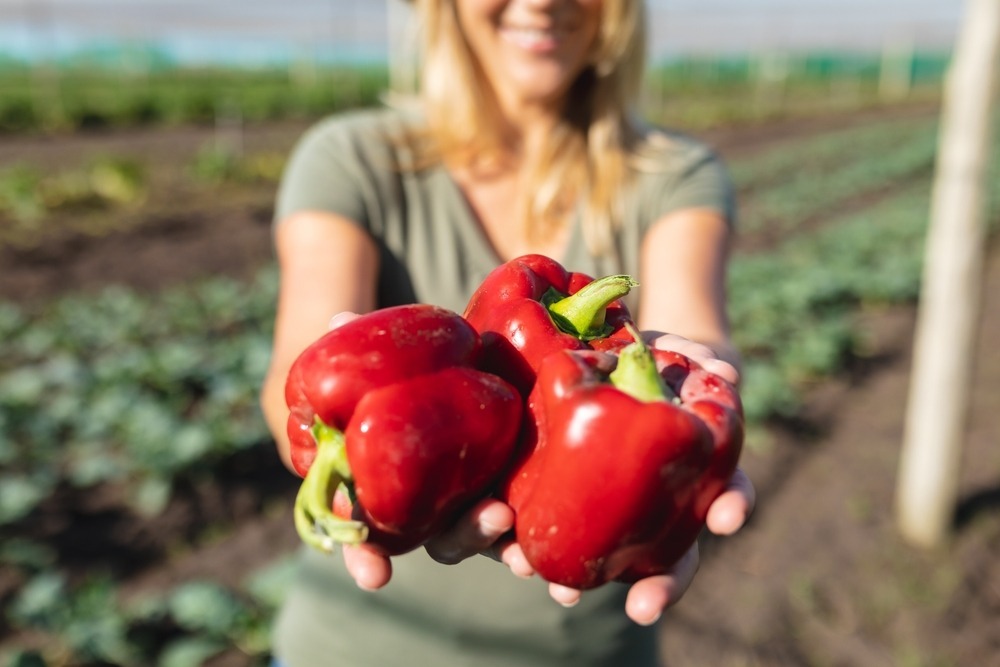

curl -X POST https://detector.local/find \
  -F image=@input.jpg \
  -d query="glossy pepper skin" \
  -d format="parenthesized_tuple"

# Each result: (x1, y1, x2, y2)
(462, 254, 637, 395)
(285, 304, 523, 556)
(504, 333, 744, 590)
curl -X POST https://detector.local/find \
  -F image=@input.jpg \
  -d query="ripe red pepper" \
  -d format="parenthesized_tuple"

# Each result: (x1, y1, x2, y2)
(504, 328, 743, 590)
(285, 304, 523, 556)
(463, 254, 637, 394)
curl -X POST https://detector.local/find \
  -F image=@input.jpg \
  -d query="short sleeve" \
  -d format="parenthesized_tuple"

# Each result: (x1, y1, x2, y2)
(638, 135, 737, 231)
(273, 114, 383, 230)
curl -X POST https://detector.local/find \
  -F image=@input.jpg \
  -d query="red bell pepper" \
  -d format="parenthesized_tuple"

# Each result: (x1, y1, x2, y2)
(463, 254, 637, 394)
(503, 327, 743, 590)
(285, 304, 523, 556)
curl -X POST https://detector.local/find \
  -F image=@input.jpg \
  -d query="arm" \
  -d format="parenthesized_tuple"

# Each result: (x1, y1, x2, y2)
(260, 210, 379, 472)
(615, 206, 753, 622)
(638, 207, 741, 374)
(546, 206, 753, 622)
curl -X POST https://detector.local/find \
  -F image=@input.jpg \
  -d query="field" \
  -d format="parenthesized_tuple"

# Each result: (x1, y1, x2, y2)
(0, 65, 998, 667)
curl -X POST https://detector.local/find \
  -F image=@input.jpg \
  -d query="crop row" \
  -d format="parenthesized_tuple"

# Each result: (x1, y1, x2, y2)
(0, 111, 962, 254)
(0, 67, 389, 134)
(0, 145, 284, 250)
(736, 116, 945, 236)
(0, 56, 947, 136)
(730, 114, 937, 193)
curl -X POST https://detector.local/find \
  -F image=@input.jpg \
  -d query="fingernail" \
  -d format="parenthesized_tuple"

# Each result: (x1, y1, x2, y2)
(479, 519, 507, 538)
(478, 504, 513, 536)
(639, 612, 662, 626)
(558, 598, 580, 608)
(509, 558, 534, 579)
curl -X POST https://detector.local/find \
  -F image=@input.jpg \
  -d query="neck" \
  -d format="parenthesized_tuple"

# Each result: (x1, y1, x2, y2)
(492, 88, 565, 163)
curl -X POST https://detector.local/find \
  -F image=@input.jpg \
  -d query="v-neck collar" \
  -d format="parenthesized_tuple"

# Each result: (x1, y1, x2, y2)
(432, 165, 580, 268)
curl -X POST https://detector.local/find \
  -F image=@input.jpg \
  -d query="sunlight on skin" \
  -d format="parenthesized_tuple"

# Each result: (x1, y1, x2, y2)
(425, 498, 515, 565)
(342, 544, 393, 591)
(707, 469, 756, 536)
(650, 332, 741, 386)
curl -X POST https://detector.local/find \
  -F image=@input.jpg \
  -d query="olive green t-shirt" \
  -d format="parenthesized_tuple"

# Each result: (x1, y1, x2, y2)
(271, 107, 735, 667)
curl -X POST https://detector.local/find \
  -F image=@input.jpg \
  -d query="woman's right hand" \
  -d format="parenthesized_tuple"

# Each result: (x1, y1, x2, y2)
(326, 312, 533, 589)
(343, 496, 533, 590)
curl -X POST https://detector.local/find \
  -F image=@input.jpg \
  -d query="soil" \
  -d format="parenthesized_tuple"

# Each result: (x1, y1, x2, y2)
(1, 101, 998, 667)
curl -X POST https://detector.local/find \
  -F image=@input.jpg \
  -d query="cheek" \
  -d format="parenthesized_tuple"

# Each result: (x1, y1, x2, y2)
(454, 0, 502, 57)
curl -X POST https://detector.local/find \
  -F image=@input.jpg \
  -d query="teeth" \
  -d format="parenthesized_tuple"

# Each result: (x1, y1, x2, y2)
(503, 26, 558, 47)
(510, 27, 552, 39)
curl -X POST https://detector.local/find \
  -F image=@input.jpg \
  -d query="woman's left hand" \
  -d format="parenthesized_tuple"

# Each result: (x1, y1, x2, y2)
(545, 467, 755, 624)
(414, 464, 755, 626)
(342, 495, 529, 589)
(549, 329, 748, 625)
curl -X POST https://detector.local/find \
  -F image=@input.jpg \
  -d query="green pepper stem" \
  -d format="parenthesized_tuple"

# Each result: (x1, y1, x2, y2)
(545, 274, 638, 340)
(293, 418, 368, 553)
(608, 324, 678, 403)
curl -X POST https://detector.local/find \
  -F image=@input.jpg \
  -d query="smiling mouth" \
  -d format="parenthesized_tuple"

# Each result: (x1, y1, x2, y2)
(500, 26, 563, 52)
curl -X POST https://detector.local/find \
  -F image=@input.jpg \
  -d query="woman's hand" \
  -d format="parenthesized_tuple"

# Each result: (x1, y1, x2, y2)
(544, 329, 747, 625)
(342, 496, 531, 590)
(345, 466, 755, 624)
(545, 467, 755, 624)
(328, 311, 533, 589)
(646, 331, 741, 386)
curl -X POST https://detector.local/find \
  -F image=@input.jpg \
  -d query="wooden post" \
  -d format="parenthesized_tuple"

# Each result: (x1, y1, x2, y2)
(896, 0, 1000, 549)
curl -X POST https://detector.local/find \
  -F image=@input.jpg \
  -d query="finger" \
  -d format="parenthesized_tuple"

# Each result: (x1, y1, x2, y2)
(624, 542, 700, 626)
(548, 582, 582, 608)
(493, 540, 535, 579)
(650, 334, 740, 383)
(328, 311, 360, 330)
(698, 357, 740, 386)
(705, 467, 756, 536)
(651, 333, 714, 359)
(343, 544, 393, 591)
(425, 498, 515, 565)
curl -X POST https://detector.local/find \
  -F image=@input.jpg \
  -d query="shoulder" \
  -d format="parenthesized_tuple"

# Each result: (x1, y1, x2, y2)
(623, 124, 736, 228)
(630, 124, 727, 178)
(292, 106, 424, 167)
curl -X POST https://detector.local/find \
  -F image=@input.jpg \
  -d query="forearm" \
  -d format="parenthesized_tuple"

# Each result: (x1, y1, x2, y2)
(263, 210, 381, 474)
(638, 208, 738, 372)
(261, 365, 296, 474)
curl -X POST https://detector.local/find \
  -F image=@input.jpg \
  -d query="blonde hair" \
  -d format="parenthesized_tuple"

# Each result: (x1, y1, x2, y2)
(403, 0, 648, 256)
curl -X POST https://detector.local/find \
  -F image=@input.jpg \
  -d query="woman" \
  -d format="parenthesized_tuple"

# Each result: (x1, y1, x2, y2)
(260, 0, 755, 664)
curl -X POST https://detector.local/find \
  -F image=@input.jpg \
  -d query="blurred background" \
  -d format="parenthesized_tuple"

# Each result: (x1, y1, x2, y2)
(0, 1, 997, 666)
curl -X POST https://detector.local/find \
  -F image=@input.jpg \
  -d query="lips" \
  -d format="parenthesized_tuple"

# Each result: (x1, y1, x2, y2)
(500, 25, 562, 53)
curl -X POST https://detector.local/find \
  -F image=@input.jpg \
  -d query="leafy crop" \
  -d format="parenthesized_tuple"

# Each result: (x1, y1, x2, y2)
(730, 185, 933, 421)
(0, 157, 147, 247)
(0, 66, 390, 134)
(2, 558, 297, 667)
(734, 115, 939, 236)
(728, 112, 1000, 422)
(0, 271, 278, 520)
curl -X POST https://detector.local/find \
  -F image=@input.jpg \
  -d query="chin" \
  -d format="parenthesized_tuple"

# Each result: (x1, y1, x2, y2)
(507, 71, 578, 106)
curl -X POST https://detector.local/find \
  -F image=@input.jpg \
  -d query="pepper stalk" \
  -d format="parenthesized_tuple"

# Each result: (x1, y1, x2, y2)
(293, 417, 369, 553)
(608, 323, 679, 403)
(543, 274, 638, 340)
